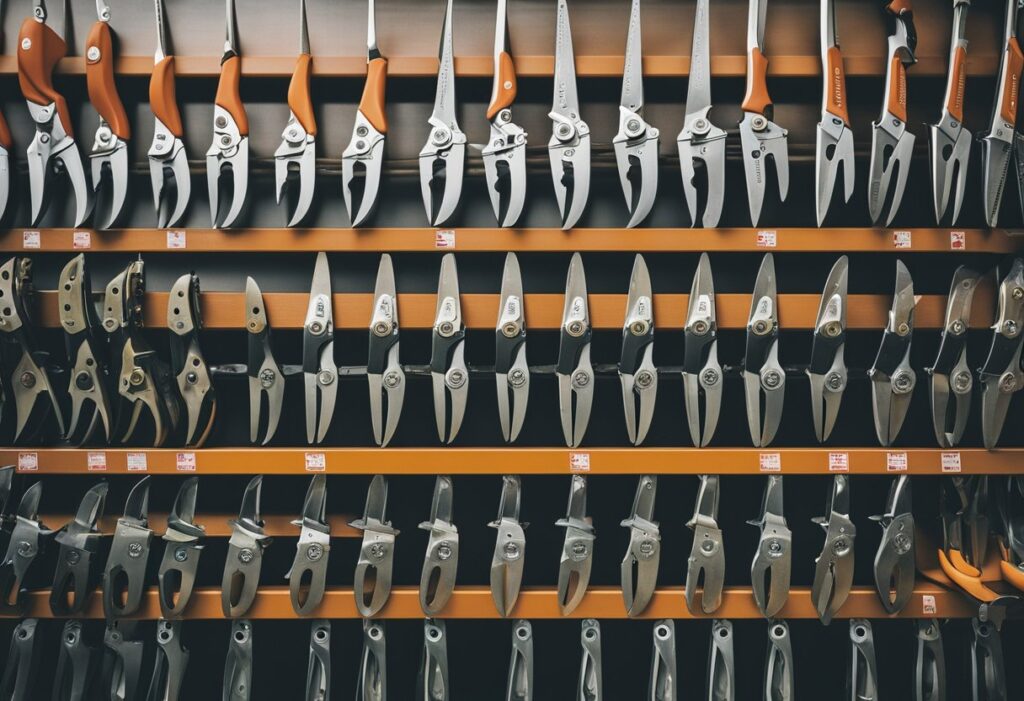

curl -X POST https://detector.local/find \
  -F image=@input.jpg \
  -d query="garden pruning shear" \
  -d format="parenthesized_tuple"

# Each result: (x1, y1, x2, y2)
(619, 254, 657, 446)
(811, 474, 855, 625)
(351, 475, 397, 617)
(620, 475, 659, 617)
(927, 266, 980, 448)
(683, 253, 721, 447)
(807, 256, 848, 444)
(744, 253, 784, 448)
(555, 474, 594, 616)
(275, 0, 317, 228)
(432, 254, 468, 444)
(490, 475, 526, 618)
(246, 276, 284, 445)
(749, 475, 792, 618)
(929, 0, 971, 224)
(868, 260, 916, 447)
(368, 254, 404, 448)
(304, 252, 337, 445)
(979, 259, 1024, 449)
(496, 253, 529, 444)
(816, 0, 855, 225)
(558, 253, 593, 448)
(549, 0, 590, 230)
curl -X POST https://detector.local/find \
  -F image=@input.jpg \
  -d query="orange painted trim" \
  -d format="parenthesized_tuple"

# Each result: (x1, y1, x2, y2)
(825, 46, 850, 124)
(287, 53, 317, 136)
(84, 20, 130, 140)
(999, 559, 1024, 591)
(5, 448, 1023, 476)
(358, 57, 388, 134)
(149, 56, 183, 137)
(486, 51, 517, 121)
(887, 56, 908, 123)
(4, 584, 973, 620)
(741, 47, 772, 115)
(215, 55, 249, 136)
(999, 38, 1024, 125)
(38, 513, 359, 538)
(947, 46, 967, 123)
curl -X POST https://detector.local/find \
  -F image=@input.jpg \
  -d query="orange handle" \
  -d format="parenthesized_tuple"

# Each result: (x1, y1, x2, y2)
(825, 46, 850, 124)
(0, 110, 11, 150)
(215, 55, 249, 136)
(938, 549, 1000, 602)
(16, 17, 73, 136)
(1000, 559, 1024, 590)
(741, 47, 772, 115)
(946, 46, 967, 122)
(85, 21, 130, 140)
(999, 38, 1024, 125)
(486, 51, 517, 121)
(358, 56, 388, 134)
(150, 56, 183, 137)
(288, 53, 317, 136)
(885, 0, 912, 16)
(886, 55, 908, 123)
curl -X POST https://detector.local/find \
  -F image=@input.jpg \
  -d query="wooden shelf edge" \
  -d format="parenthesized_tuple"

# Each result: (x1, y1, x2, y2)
(4, 584, 973, 620)
(37, 513, 359, 538)
(1, 227, 1016, 254)
(5, 448, 1021, 475)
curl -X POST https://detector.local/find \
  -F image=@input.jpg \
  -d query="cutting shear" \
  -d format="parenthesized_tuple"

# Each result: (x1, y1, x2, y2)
(288, 474, 330, 616)
(102, 476, 153, 621)
(979, 258, 1024, 450)
(927, 266, 981, 448)
(707, 620, 735, 701)
(59, 254, 113, 445)
(246, 276, 284, 445)
(490, 475, 526, 618)
(980, 0, 1023, 227)
(17, 0, 93, 227)
(971, 618, 1007, 700)
(648, 620, 677, 701)
(50, 481, 108, 616)
(558, 253, 593, 448)
(748, 475, 792, 618)
(420, 475, 458, 616)
(620, 254, 657, 446)
(915, 620, 946, 701)
(148, 0, 191, 229)
(685, 474, 725, 615)
(811, 474, 856, 625)
(868, 0, 917, 226)
(683, 253, 721, 448)
(929, 0, 971, 225)
(419, 0, 465, 227)
(739, 0, 789, 226)
(496, 252, 529, 444)
(677, 0, 726, 228)
(157, 476, 205, 618)
(305, 620, 331, 701)
(343, 0, 388, 227)
(808, 256, 848, 444)
(620, 475, 659, 617)
(168, 273, 216, 447)
(148, 619, 190, 701)
(85, 0, 130, 230)
(549, 0, 590, 230)
(764, 621, 794, 700)
(368, 254, 404, 448)
(431, 253, 468, 444)
(0, 480, 52, 614)
(578, 619, 602, 700)
(506, 620, 533, 701)
(221, 475, 271, 618)
(871, 475, 915, 614)
(418, 619, 450, 701)
(356, 620, 386, 701)
(275, 0, 316, 228)
(0, 256, 65, 444)
(351, 474, 397, 617)
(744, 253, 784, 448)
(555, 474, 594, 616)
(304, 252, 337, 445)
(206, 0, 249, 229)
(938, 476, 998, 600)
(615, 0, 659, 228)
(847, 620, 880, 701)
(482, 0, 527, 228)
(868, 260, 917, 447)
(816, 0, 855, 225)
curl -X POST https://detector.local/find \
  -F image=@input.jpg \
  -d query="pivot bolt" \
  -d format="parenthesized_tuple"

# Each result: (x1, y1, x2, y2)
(259, 369, 276, 389)
(446, 369, 466, 389)
(19, 372, 35, 389)
(436, 542, 453, 560)
(369, 543, 388, 560)
(572, 371, 590, 389)
(174, 547, 188, 562)
(508, 369, 527, 388)
(635, 370, 655, 389)
(127, 542, 144, 559)
(306, 544, 324, 561)
(317, 370, 335, 387)
(503, 542, 521, 561)
(384, 371, 402, 389)
(238, 548, 255, 564)
(702, 368, 720, 387)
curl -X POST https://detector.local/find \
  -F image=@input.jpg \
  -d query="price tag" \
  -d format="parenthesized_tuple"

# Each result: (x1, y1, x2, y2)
(305, 452, 326, 472)
(87, 452, 107, 472)
(759, 453, 781, 472)
(22, 231, 40, 249)
(126, 452, 148, 471)
(756, 230, 777, 248)
(176, 452, 197, 472)
(886, 452, 908, 472)
(940, 452, 962, 473)
(166, 230, 187, 249)
(950, 231, 966, 250)
(434, 230, 456, 249)
(893, 230, 912, 249)
(922, 594, 937, 615)
(828, 452, 849, 472)
(72, 230, 92, 249)
(569, 452, 591, 472)
(17, 452, 38, 472)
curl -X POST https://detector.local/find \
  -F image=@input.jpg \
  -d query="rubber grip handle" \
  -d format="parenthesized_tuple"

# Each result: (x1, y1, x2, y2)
(0, 110, 11, 150)
(85, 21, 131, 140)
(16, 17, 73, 136)
(358, 56, 388, 134)
(946, 46, 967, 123)
(288, 53, 317, 136)
(886, 55, 908, 123)
(938, 549, 999, 602)
(486, 51, 517, 121)
(215, 55, 249, 136)
(741, 47, 772, 115)
(999, 37, 1024, 125)
(150, 56, 184, 137)
(825, 46, 850, 124)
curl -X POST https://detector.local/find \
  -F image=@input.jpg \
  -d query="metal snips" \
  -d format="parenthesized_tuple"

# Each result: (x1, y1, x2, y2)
(744, 253, 784, 448)
(50, 481, 108, 616)
(619, 254, 657, 446)
(868, 260, 917, 447)
(102, 476, 154, 621)
(419, 475, 458, 616)
(221, 475, 271, 618)
(275, 0, 317, 228)
(749, 474, 792, 618)
(929, 0, 971, 225)
(287, 474, 331, 616)
(304, 252, 337, 445)
(683, 253, 721, 447)
(549, 0, 590, 230)
(496, 252, 529, 444)
(620, 475, 659, 617)
(811, 474, 856, 625)
(816, 0, 855, 225)
(490, 475, 526, 618)
(157, 476, 205, 618)
(0, 477, 52, 615)
(246, 276, 284, 445)
(432, 253, 468, 444)
(558, 253, 593, 448)
(351, 474, 397, 617)
(555, 474, 594, 616)
(871, 475, 915, 614)
(979, 258, 1024, 450)
(808, 256, 848, 444)
(168, 273, 216, 447)
(685, 474, 725, 615)
(369, 254, 404, 448)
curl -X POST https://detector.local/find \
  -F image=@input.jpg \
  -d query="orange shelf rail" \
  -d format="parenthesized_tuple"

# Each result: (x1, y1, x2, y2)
(30, 290, 996, 331)
(7, 584, 974, 620)
(38, 513, 359, 538)
(6, 448, 1021, 475)
(2, 227, 1016, 254)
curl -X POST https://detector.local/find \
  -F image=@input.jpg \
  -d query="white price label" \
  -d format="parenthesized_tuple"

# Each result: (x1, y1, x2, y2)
(17, 452, 38, 471)
(22, 231, 40, 249)
(305, 452, 326, 471)
(176, 452, 197, 472)
(72, 230, 92, 249)
(922, 594, 937, 615)
(950, 231, 966, 250)
(756, 230, 777, 248)
(759, 453, 781, 472)
(87, 452, 107, 471)
(893, 230, 912, 249)
(886, 452, 908, 472)
(828, 452, 849, 472)
(434, 230, 456, 249)
(126, 452, 148, 471)
(941, 452, 962, 473)
(569, 452, 591, 472)
(166, 230, 187, 249)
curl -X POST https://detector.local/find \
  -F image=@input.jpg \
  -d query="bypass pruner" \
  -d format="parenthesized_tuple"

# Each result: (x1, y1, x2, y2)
(431, 254, 468, 444)
(619, 254, 657, 446)
(749, 474, 792, 618)
(811, 474, 856, 625)
(868, 260, 917, 447)
(368, 254, 404, 448)
(491, 475, 526, 618)
(420, 475, 459, 616)
(816, 0, 855, 225)
(556, 474, 594, 616)
(102, 476, 154, 621)
(683, 253, 721, 447)
(621, 475, 659, 617)
(0, 476, 51, 615)
(685, 474, 725, 615)
(168, 273, 216, 447)
(929, 0, 971, 225)
(744, 253, 783, 448)
(221, 476, 271, 618)
(549, 0, 590, 230)
(558, 253, 593, 448)
(496, 252, 529, 444)
(871, 475, 915, 614)
(287, 474, 330, 616)
(978, 259, 1024, 449)
(304, 252, 337, 445)
(275, 0, 317, 228)
(157, 476, 205, 618)
(50, 481, 108, 616)
(246, 276, 284, 445)
(351, 474, 398, 617)
(807, 256, 848, 444)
